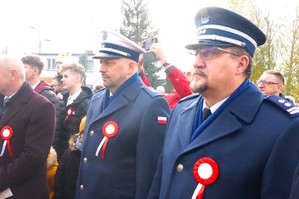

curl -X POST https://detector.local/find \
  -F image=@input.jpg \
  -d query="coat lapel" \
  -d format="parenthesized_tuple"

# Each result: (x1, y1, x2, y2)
(0, 86, 32, 127)
(181, 84, 264, 153)
(187, 110, 242, 151)
(177, 99, 198, 149)
(90, 79, 143, 124)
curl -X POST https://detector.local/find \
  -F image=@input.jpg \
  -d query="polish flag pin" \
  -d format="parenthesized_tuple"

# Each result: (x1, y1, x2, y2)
(157, 116, 167, 124)
(95, 121, 119, 159)
(192, 157, 219, 199)
(0, 126, 14, 157)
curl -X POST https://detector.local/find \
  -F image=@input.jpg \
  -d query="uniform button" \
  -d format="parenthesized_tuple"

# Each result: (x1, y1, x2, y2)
(80, 185, 84, 190)
(83, 157, 87, 163)
(89, 130, 94, 136)
(177, 164, 184, 172)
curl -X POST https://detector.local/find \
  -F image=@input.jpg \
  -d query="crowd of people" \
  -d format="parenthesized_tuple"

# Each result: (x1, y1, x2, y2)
(1, 6, 299, 199)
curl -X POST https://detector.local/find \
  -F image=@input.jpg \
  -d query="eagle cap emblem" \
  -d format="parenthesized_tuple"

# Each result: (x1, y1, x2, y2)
(199, 8, 210, 25)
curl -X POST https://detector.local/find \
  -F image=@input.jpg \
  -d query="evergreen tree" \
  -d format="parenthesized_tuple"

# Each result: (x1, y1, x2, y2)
(120, 0, 164, 89)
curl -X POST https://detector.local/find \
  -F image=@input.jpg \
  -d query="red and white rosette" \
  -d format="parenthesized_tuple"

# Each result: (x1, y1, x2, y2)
(192, 157, 219, 199)
(0, 126, 14, 157)
(63, 107, 74, 125)
(95, 121, 118, 159)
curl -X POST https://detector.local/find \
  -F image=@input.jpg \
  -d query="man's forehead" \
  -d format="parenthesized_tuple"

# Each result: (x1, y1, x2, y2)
(261, 73, 276, 79)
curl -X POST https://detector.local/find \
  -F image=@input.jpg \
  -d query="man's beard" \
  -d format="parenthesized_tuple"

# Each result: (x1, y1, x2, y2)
(190, 79, 208, 94)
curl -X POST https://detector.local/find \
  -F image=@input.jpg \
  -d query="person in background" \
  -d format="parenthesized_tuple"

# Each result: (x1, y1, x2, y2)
(57, 63, 92, 161)
(51, 74, 65, 100)
(182, 65, 193, 83)
(156, 85, 165, 94)
(147, 7, 299, 199)
(21, 54, 64, 161)
(0, 54, 56, 198)
(47, 146, 58, 199)
(285, 95, 295, 104)
(75, 30, 170, 199)
(256, 70, 286, 96)
(53, 116, 85, 199)
(93, 84, 104, 92)
(56, 52, 71, 75)
(138, 42, 193, 109)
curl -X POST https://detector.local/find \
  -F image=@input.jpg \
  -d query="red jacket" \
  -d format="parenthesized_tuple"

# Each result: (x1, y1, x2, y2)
(140, 66, 192, 109)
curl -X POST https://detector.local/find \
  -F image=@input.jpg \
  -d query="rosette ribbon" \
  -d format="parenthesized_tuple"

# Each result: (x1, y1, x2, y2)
(192, 157, 219, 199)
(0, 126, 14, 157)
(63, 107, 74, 125)
(95, 121, 118, 159)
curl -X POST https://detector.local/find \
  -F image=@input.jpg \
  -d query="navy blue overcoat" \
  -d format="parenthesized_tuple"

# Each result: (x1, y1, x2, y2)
(148, 83, 299, 199)
(76, 77, 170, 199)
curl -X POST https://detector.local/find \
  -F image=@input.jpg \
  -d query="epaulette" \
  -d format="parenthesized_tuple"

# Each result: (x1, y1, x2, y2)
(143, 86, 162, 97)
(264, 95, 299, 118)
(179, 93, 200, 103)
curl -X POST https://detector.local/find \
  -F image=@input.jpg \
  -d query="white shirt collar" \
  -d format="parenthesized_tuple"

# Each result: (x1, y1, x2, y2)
(70, 88, 83, 101)
(31, 81, 40, 89)
(203, 96, 229, 114)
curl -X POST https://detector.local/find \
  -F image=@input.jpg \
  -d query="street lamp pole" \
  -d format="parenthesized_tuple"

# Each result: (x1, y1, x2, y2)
(31, 26, 41, 55)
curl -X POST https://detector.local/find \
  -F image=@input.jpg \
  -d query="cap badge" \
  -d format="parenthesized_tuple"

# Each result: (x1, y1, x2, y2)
(192, 157, 219, 199)
(200, 16, 210, 24)
(95, 121, 119, 159)
(197, 29, 207, 35)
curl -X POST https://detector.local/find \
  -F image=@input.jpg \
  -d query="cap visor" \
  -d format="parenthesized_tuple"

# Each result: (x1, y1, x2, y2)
(185, 40, 233, 50)
(92, 52, 123, 59)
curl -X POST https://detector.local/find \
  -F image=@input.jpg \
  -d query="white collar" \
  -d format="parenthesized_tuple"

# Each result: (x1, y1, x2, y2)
(31, 81, 40, 89)
(203, 96, 229, 114)
(69, 88, 83, 101)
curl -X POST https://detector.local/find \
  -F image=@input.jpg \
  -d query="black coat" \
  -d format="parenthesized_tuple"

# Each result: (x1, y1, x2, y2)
(53, 138, 81, 199)
(56, 86, 92, 160)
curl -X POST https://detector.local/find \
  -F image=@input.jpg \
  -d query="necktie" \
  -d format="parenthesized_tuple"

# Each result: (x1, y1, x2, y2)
(2, 97, 10, 116)
(202, 108, 212, 121)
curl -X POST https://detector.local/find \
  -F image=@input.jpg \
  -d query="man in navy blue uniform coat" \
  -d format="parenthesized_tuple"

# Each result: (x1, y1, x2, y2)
(75, 30, 170, 199)
(147, 7, 299, 199)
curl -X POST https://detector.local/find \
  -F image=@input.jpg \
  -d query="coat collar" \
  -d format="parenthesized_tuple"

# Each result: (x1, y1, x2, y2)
(0, 83, 33, 127)
(89, 78, 144, 123)
(178, 84, 264, 152)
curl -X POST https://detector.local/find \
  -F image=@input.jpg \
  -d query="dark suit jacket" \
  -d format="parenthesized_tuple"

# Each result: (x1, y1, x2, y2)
(148, 83, 299, 199)
(0, 82, 56, 199)
(75, 77, 170, 199)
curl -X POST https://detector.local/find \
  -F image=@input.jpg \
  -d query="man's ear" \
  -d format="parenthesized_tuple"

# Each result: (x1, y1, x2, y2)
(128, 60, 137, 73)
(10, 69, 18, 80)
(33, 67, 39, 75)
(236, 55, 249, 74)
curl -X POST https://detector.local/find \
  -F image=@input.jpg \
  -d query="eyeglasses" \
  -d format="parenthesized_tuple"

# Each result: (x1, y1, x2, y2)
(191, 46, 242, 60)
(256, 80, 280, 85)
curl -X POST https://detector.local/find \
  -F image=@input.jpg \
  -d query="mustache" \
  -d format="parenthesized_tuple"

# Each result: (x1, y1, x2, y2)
(192, 70, 206, 77)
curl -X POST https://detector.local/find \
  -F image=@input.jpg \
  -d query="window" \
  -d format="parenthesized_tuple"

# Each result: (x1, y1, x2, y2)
(46, 58, 57, 71)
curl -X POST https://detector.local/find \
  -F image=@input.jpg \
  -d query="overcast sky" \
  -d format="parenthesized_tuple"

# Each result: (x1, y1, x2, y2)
(1, 0, 298, 70)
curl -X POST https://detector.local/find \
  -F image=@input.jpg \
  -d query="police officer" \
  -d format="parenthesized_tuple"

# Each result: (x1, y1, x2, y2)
(75, 30, 170, 199)
(147, 7, 299, 199)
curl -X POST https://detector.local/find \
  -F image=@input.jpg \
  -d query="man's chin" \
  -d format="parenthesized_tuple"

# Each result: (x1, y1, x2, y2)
(190, 81, 207, 93)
